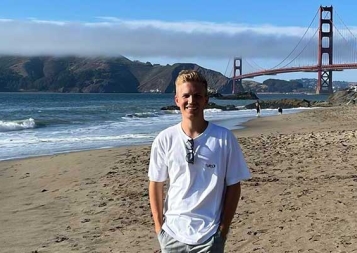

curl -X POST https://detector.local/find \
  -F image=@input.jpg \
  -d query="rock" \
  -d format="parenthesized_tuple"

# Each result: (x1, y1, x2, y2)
(311, 101, 331, 107)
(208, 91, 223, 98)
(245, 99, 314, 109)
(327, 90, 357, 105)
(161, 102, 240, 111)
(160, 105, 179, 110)
(212, 91, 259, 100)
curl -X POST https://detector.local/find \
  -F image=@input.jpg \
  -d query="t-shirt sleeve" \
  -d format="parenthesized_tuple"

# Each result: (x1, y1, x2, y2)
(225, 131, 251, 186)
(148, 135, 168, 182)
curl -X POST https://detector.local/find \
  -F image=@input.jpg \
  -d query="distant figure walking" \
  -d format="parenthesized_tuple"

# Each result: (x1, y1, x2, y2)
(278, 107, 283, 115)
(255, 100, 261, 116)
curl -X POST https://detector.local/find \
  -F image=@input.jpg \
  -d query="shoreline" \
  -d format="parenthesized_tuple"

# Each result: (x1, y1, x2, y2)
(233, 107, 325, 137)
(0, 108, 307, 162)
(0, 141, 152, 163)
(1, 105, 357, 252)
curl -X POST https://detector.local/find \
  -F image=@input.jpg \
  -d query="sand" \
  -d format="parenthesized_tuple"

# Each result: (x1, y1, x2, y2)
(1, 106, 357, 253)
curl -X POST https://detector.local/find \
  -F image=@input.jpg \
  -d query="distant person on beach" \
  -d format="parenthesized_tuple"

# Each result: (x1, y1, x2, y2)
(148, 70, 251, 252)
(255, 100, 261, 116)
(278, 107, 283, 114)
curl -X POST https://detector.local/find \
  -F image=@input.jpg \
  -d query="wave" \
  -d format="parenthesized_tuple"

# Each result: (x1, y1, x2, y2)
(124, 108, 229, 118)
(163, 108, 226, 114)
(204, 108, 223, 113)
(123, 112, 161, 119)
(161, 110, 180, 114)
(1, 133, 156, 145)
(0, 118, 36, 132)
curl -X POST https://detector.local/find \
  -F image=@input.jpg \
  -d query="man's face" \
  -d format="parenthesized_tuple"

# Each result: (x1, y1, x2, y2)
(175, 81, 208, 120)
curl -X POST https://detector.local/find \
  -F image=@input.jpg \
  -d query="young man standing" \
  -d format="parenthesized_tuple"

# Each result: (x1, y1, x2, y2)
(255, 100, 261, 116)
(148, 70, 251, 252)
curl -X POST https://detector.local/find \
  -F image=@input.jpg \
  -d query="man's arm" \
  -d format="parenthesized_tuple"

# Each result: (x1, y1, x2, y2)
(219, 182, 241, 238)
(149, 181, 165, 234)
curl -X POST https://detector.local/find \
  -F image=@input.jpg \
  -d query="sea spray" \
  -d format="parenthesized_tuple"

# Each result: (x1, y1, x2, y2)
(0, 118, 36, 132)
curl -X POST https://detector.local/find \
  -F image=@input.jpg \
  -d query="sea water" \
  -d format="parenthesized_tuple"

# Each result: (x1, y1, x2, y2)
(0, 93, 328, 161)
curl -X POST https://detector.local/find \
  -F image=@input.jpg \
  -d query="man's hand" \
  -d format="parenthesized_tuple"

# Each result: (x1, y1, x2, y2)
(219, 225, 229, 239)
(155, 226, 162, 235)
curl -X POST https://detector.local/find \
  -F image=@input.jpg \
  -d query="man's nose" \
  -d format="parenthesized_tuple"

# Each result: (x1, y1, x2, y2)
(188, 95, 194, 103)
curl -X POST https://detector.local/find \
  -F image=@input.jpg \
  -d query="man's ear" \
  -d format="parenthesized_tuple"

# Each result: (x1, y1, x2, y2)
(174, 95, 179, 106)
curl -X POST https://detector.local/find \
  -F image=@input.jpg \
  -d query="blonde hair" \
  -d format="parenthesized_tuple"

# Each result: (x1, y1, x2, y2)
(175, 70, 208, 93)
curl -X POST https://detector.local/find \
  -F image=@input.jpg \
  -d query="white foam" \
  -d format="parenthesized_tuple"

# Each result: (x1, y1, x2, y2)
(0, 118, 36, 132)
(0, 107, 308, 161)
(204, 108, 223, 113)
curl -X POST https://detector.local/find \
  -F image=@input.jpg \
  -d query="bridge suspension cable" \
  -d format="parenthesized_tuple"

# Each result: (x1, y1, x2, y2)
(335, 10, 357, 42)
(223, 58, 231, 76)
(244, 59, 264, 72)
(232, 5, 357, 95)
(278, 26, 319, 69)
(269, 7, 320, 70)
(334, 9, 357, 64)
(248, 59, 265, 71)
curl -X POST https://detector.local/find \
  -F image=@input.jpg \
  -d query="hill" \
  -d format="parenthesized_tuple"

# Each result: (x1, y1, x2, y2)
(242, 79, 305, 93)
(1, 56, 354, 94)
(242, 78, 353, 93)
(0, 56, 242, 93)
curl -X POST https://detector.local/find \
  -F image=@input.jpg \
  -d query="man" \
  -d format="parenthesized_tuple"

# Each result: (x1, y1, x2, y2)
(255, 100, 261, 116)
(148, 70, 251, 252)
(278, 107, 283, 115)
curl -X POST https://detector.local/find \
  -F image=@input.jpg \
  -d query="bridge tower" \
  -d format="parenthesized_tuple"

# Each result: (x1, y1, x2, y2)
(233, 57, 242, 94)
(316, 5, 333, 94)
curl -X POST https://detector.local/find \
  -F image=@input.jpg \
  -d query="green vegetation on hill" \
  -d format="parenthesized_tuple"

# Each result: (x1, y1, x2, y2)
(0, 56, 235, 93)
(0, 56, 354, 93)
(243, 78, 353, 93)
(242, 79, 306, 93)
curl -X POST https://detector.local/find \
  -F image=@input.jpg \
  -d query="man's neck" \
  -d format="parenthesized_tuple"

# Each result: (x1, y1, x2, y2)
(181, 119, 208, 139)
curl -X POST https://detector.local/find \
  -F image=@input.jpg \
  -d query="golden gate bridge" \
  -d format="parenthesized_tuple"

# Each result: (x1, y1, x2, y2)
(232, 5, 357, 94)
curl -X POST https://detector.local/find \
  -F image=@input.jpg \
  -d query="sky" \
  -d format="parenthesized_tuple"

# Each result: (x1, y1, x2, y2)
(1, 0, 357, 82)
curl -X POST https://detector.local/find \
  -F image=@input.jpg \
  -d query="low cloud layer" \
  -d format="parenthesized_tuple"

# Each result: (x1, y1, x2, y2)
(0, 17, 356, 63)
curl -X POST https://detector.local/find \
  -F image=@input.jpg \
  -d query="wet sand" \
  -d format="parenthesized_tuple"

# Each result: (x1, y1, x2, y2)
(1, 106, 357, 252)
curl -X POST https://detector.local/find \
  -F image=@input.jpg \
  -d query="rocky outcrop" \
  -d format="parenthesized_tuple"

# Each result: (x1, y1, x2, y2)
(327, 89, 357, 105)
(213, 91, 259, 100)
(245, 99, 313, 109)
(161, 102, 239, 111)
(163, 98, 333, 112)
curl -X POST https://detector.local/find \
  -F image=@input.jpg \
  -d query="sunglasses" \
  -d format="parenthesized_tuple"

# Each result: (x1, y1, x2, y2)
(185, 139, 194, 164)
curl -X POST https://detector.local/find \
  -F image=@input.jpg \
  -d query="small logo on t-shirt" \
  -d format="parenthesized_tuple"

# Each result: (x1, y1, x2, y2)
(205, 163, 216, 169)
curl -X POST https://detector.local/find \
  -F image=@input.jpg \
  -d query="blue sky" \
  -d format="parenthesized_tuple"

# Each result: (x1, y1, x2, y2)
(1, 0, 357, 82)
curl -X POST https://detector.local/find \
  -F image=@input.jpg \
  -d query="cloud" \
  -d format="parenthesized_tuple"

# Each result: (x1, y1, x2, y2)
(0, 17, 356, 63)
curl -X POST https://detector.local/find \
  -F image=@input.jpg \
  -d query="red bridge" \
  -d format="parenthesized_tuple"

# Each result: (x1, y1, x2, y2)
(232, 6, 357, 94)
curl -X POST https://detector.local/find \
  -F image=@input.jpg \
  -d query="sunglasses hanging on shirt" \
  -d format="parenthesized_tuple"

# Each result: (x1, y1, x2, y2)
(185, 139, 194, 164)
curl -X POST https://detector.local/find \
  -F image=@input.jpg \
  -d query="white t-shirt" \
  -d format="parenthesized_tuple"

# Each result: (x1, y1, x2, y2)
(148, 122, 251, 245)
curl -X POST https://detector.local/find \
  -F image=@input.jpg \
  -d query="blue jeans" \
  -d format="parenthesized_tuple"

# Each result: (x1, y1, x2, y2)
(157, 229, 226, 253)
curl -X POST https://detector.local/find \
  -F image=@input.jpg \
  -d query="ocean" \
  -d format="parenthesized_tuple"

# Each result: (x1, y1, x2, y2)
(0, 92, 328, 161)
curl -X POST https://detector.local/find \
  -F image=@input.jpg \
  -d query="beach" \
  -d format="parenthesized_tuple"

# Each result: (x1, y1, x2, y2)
(1, 106, 357, 253)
